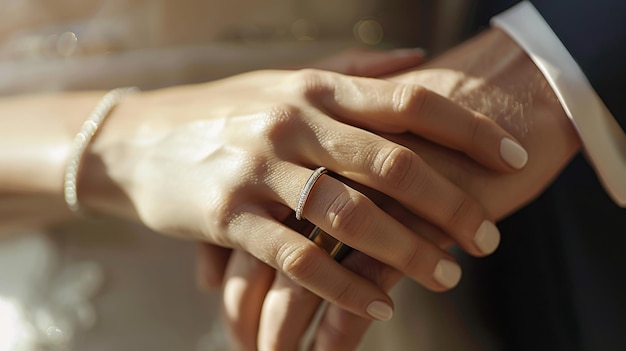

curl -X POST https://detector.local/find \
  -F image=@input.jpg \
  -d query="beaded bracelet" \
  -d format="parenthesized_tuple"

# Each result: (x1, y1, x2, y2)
(63, 87, 139, 214)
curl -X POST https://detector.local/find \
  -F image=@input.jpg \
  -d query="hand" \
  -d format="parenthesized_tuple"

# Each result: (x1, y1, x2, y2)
(219, 28, 581, 350)
(80, 59, 524, 323)
(195, 47, 429, 291)
(310, 28, 580, 350)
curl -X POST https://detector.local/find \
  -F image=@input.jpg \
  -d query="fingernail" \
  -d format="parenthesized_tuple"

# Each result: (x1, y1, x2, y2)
(433, 259, 462, 289)
(500, 137, 528, 169)
(366, 300, 394, 321)
(473, 220, 501, 255)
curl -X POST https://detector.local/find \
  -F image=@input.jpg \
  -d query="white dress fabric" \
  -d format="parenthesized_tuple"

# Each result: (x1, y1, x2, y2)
(0, 225, 488, 351)
(0, 223, 226, 351)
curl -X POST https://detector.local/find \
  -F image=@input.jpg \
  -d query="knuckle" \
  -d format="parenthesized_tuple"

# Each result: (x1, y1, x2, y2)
(328, 280, 357, 309)
(467, 114, 482, 148)
(204, 196, 244, 243)
(445, 194, 481, 231)
(260, 103, 303, 141)
(277, 243, 323, 283)
(344, 256, 395, 287)
(372, 146, 419, 192)
(397, 240, 424, 275)
(321, 132, 346, 155)
(392, 84, 429, 115)
(326, 192, 370, 237)
(204, 177, 266, 242)
(209, 192, 241, 224)
(293, 68, 333, 100)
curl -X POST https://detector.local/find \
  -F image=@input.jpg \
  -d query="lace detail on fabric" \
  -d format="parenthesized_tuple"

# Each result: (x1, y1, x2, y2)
(0, 232, 104, 351)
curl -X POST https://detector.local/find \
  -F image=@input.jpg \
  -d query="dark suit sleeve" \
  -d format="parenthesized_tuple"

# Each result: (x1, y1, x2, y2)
(530, 0, 626, 128)
(475, 0, 626, 127)
(470, 2, 626, 350)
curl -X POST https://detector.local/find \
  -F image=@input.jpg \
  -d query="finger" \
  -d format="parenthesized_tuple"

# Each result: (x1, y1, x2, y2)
(340, 177, 455, 249)
(290, 120, 499, 258)
(375, 192, 455, 249)
(272, 166, 463, 291)
(257, 272, 323, 351)
(311, 253, 402, 351)
(196, 242, 232, 290)
(292, 69, 528, 171)
(310, 48, 426, 78)
(230, 210, 395, 321)
(259, 190, 455, 351)
(222, 250, 275, 350)
(311, 203, 460, 351)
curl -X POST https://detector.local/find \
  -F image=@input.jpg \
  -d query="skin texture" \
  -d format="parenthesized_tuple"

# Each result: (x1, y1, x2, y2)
(213, 28, 581, 351)
(80, 68, 515, 320)
(0, 49, 424, 235)
(0, 49, 520, 327)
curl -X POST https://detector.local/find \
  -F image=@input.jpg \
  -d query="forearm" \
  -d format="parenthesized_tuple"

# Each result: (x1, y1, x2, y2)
(0, 47, 431, 232)
(0, 91, 132, 230)
(0, 92, 104, 194)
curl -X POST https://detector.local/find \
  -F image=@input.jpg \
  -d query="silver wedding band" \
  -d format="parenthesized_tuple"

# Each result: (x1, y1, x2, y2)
(295, 166, 327, 221)
(296, 167, 351, 261)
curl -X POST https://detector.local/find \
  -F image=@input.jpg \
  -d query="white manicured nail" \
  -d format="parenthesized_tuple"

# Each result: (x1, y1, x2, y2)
(366, 301, 394, 321)
(433, 259, 462, 289)
(500, 137, 528, 169)
(474, 220, 501, 255)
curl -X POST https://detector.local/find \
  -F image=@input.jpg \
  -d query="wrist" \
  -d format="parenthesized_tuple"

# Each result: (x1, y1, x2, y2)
(77, 91, 146, 222)
(387, 28, 581, 219)
(0, 92, 103, 196)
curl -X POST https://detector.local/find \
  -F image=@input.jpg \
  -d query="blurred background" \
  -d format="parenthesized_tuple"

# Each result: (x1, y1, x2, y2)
(0, 0, 478, 93)
(0, 1, 493, 350)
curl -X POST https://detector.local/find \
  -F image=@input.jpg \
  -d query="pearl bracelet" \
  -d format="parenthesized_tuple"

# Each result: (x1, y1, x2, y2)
(63, 87, 139, 214)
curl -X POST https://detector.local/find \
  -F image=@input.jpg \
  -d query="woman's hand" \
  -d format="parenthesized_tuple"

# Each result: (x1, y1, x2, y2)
(195, 46, 429, 291)
(81, 67, 525, 323)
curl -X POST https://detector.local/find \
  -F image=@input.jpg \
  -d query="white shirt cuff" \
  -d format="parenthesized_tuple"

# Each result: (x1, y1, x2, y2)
(491, 1, 626, 207)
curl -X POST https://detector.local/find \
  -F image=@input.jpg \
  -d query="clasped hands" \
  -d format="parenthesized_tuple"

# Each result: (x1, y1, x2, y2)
(191, 29, 580, 351)
(81, 29, 580, 351)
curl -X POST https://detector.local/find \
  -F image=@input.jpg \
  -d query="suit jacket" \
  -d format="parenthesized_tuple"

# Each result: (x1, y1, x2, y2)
(467, 1, 626, 350)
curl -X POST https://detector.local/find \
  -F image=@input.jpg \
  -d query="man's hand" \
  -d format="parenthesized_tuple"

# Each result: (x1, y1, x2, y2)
(307, 28, 580, 350)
